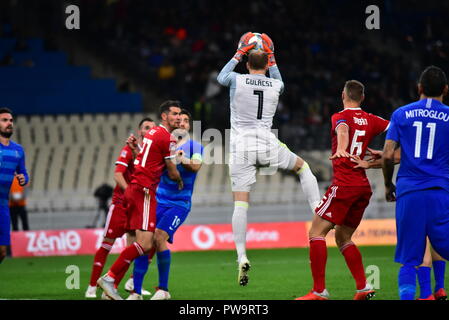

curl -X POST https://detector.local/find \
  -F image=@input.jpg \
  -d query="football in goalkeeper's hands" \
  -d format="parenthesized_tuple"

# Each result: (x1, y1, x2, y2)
(240, 32, 264, 54)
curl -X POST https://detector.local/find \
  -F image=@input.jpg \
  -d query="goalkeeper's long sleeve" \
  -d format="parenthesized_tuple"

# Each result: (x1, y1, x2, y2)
(217, 58, 239, 87)
(269, 65, 284, 94)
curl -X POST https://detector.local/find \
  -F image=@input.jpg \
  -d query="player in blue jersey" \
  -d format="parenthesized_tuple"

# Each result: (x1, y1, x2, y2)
(125, 109, 203, 300)
(0, 108, 29, 263)
(382, 66, 449, 300)
(353, 148, 447, 300)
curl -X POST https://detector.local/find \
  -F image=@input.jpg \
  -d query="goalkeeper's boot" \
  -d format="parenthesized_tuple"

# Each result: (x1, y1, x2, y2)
(97, 274, 123, 300)
(353, 283, 376, 300)
(238, 256, 251, 286)
(295, 289, 330, 300)
(85, 285, 97, 298)
(434, 288, 447, 300)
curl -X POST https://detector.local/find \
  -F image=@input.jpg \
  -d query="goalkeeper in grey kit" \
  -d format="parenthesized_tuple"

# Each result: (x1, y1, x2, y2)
(217, 32, 321, 286)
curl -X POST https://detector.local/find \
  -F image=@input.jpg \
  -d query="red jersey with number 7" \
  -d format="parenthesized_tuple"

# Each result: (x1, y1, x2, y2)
(131, 125, 177, 191)
(331, 108, 389, 186)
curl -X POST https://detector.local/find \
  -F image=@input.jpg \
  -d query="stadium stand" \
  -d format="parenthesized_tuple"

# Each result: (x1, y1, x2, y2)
(0, 37, 142, 115)
(14, 112, 332, 214)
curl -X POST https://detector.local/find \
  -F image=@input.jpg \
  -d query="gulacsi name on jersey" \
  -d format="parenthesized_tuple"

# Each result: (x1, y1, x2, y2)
(245, 78, 273, 87)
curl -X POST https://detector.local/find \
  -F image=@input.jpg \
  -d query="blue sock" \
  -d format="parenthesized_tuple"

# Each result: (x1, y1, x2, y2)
(433, 260, 446, 292)
(157, 250, 171, 291)
(417, 266, 432, 299)
(133, 255, 149, 295)
(398, 265, 417, 300)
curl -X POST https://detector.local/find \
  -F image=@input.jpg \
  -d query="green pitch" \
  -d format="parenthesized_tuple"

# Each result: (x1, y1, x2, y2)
(0, 246, 443, 300)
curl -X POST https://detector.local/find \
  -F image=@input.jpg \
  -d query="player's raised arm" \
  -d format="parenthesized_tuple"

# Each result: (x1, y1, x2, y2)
(176, 150, 203, 173)
(217, 32, 256, 87)
(261, 33, 284, 92)
(126, 134, 139, 158)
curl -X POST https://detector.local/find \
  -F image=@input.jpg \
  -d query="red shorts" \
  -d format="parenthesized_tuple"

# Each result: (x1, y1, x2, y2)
(103, 202, 128, 239)
(125, 183, 157, 232)
(314, 185, 372, 229)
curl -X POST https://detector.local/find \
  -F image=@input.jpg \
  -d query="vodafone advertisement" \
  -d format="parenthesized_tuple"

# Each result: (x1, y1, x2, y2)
(10, 219, 396, 257)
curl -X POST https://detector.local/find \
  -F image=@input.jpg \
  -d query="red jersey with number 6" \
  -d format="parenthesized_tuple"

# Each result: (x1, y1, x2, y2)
(331, 108, 389, 186)
(131, 125, 177, 190)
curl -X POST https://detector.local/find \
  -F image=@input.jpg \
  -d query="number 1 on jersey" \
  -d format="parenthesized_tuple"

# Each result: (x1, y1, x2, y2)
(253, 90, 264, 119)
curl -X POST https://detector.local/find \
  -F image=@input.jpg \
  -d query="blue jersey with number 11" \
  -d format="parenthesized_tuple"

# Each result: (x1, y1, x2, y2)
(386, 98, 449, 197)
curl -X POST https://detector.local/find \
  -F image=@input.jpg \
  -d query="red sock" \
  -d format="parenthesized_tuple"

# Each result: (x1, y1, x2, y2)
(340, 242, 366, 290)
(114, 266, 128, 288)
(89, 241, 113, 286)
(107, 242, 144, 283)
(309, 237, 327, 293)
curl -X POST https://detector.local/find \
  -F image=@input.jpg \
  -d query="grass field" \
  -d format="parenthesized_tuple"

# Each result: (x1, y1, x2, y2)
(0, 245, 444, 300)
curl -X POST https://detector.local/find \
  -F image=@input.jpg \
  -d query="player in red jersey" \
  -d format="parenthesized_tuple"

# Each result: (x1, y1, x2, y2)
(97, 101, 183, 300)
(85, 117, 155, 298)
(296, 80, 390, 300)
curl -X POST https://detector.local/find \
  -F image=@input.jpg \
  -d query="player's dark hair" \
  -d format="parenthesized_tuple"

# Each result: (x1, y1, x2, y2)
(248, 52, 268, 70)
(419, 66, 448, 97)
(344, 80, 365, 103)
(180, 108, 192, 122)
(0, 107, 13, 116)
(138, 117, 154, 128)
(159, 100, 181, 118)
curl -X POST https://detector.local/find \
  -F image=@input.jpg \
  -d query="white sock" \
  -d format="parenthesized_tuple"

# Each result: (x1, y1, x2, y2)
(232, 201, 249, 262)
(297, 161, 321, 212)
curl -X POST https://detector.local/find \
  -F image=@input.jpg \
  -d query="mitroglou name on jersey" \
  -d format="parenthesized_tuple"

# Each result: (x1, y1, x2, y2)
(246, 78, 273, 87)
(405, 109, 449, 122)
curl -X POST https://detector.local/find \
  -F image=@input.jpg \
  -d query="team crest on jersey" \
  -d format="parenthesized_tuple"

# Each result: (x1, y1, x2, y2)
(353, 117, 368, 125)
(121, 150, 127, 158)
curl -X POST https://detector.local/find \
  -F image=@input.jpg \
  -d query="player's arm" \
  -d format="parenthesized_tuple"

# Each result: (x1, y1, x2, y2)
(382, 139, 397, 202)
(126, 134, 139, 158)
(217, 59, 239, 87)
(351, 147, 401, 169)
(165, 158, 184, 190)
(114, 170, 128, 191)
(114, 145, 134, 190)
(217, 32, 255, 86)
(330, 123, 351, 159)
(15, 150, 29, 187)
(177, 150, 202, 173)
(261, 33, 284, 86)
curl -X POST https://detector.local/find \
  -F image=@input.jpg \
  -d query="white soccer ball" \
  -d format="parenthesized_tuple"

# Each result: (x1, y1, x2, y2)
(244, 32, 264, 54)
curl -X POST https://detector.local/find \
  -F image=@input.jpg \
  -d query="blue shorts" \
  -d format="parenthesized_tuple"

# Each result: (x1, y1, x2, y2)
(156, 204, 189, 244)
(0, 206, 11, 246)
(395, 188, 449, 266)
